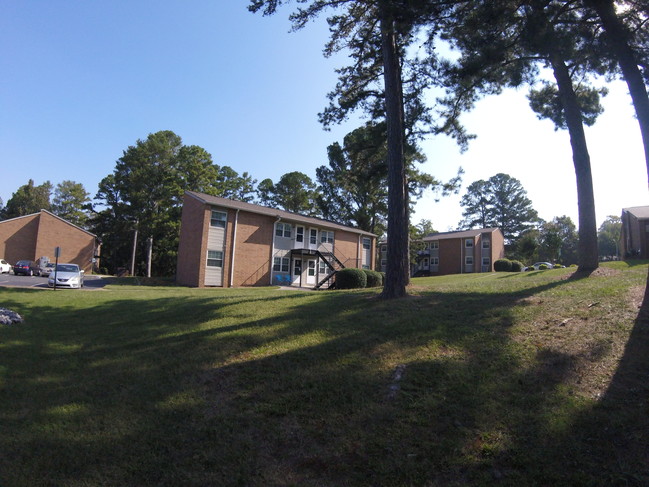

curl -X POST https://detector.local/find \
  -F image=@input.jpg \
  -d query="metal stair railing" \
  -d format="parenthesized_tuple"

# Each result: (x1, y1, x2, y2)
(313, 250, 347, 290)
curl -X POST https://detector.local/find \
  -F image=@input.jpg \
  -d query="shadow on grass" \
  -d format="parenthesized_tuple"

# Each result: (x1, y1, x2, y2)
(0, 274, 646, 486)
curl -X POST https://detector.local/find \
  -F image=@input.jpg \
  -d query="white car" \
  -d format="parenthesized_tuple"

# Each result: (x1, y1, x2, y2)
(525, 262, 554, 271)
(0, 259, 11, 274)
(48, 263, 84, 289)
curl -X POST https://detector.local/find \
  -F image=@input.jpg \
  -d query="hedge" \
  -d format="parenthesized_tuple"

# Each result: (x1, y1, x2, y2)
(510, 260, 524, 272)
(494, 259, 513, 272)
(363, 269, 383, 287)
(336, 268, 367, 289)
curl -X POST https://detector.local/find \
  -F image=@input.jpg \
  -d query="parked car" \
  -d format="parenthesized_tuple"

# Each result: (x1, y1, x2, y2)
(525, 262, 554, 271)
(0, 259, 11, 274)
(48, 263, 84, 289)
(13, 260, 39, 276)
(40, 262, 56, 277)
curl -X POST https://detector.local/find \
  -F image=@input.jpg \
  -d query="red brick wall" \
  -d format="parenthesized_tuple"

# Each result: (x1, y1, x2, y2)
(439, 238, 462, 275)
(0, 214, 39, 264)
(228, 211, 275, 287)
(176, 195, 209, 287)
(335, 230, 361, 268)
(34, 212, 96, 272)
(0, 212, 95, 272)
(492, 230, 505, 263)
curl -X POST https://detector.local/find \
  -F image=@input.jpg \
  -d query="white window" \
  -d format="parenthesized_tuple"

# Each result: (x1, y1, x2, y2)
(430, 241, 439, 249)
(293, 259, 302, 276)
(482, 239, 491, 249)
(207, 250, 223, 267)
(482, 257, 490, 267)
(319, 260, 328, 274)
(296, 226, 304, 243)
(210, 210, 227, 228)
(381, 245, 387, 252)
(275, 222, 291, 238)
(465, 256, 474, 265)
(308, 260, 316, 276)
(465, 239, 474, 248)
(310, 229, 318, 245)
(362, 237, 371, 250)
(431, 257, 439, 265)
(273, 257, 290, 272)
(423, 258, 429, 267)
(320, 230, 334, 244)
(381, 259, 387, 268)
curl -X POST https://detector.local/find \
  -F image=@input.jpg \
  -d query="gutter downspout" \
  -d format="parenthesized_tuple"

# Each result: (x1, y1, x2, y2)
(358, 234, 362, 267)
(229, 209, 240, 287)
(460, 239, 463, 274)
(270, 217, 281, 285)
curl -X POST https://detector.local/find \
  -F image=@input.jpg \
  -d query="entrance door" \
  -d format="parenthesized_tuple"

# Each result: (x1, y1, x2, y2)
(308, 228, 318, 251)
(306, 259, 317, 286)
(291, 258, 302, 286)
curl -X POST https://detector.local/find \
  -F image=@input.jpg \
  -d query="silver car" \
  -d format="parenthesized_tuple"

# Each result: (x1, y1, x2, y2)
(40, 262, 56, 277)
(48, 263, 84, 289)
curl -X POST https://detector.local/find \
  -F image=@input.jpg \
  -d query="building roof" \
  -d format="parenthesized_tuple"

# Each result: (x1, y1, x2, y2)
(422, 228, 501, 241)
(0, 209, 96, 237)
(185, 191, 377, 237)
(623, 206, 649, 219)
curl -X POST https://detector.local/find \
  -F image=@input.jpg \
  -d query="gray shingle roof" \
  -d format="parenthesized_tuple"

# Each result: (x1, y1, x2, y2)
(623, 206, 649, 219)
(422, 228, 501, 241)
(185, 191, 377, 237)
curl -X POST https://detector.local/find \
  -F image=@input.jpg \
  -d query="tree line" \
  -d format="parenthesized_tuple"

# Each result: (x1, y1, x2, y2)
(0, 127, 459, 276)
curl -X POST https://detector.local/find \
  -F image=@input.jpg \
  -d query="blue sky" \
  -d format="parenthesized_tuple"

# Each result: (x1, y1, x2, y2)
(1, 1, 646, 232)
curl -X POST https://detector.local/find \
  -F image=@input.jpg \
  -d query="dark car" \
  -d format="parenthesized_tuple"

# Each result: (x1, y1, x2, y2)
(13, 260, 39, 276)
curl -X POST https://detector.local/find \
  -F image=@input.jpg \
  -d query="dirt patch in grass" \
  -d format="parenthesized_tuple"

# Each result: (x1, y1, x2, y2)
(562, 266, 621, 280)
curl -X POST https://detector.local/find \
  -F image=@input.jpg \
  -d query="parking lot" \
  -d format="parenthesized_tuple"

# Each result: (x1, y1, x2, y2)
(0, 273, 107, 289)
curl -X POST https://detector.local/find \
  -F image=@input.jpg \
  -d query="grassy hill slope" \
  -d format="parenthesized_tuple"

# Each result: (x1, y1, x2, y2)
(1, 262, 647, 486)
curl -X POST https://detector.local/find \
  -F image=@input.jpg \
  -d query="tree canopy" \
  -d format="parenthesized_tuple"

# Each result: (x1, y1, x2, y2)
(1, 179, 52, 220)
(90, 130, 254, 276)
(459, 173, 539, 244)
(51, 180, 91, 228)
(257, 171, 318, 215)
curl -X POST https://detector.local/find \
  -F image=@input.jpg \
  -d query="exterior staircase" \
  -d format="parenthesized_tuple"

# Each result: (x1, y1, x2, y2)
(313, 251, 345, 290)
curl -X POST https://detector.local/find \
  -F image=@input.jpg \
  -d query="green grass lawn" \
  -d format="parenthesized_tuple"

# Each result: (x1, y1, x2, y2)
(1, 262, 648, 486)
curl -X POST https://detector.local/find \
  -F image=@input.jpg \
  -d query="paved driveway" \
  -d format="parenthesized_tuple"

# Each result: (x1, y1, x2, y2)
(0, 273, 108, 289)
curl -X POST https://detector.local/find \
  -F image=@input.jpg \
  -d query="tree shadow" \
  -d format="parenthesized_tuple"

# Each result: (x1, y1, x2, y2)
(0, 273, 645, 486)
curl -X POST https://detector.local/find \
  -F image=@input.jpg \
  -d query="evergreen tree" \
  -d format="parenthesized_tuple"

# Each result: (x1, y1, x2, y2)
(315, 122, 461, 235)
(597, 215, 622, 257)
(51, 180, 91, 228)
(256, 171, 318, 215)
(91, 130, 251, 276)
(440, 0, 604, 271)
(249, 0, 463, 298)
(459, 173, 539, 244)
(2, 179, 52, 219)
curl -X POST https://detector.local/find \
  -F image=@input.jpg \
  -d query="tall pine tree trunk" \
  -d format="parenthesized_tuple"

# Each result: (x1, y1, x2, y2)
(586, 0, 649, 316)
(550, 52, 599, 272)
(380, 7, 409, 299)
(586, 0, 649, 183)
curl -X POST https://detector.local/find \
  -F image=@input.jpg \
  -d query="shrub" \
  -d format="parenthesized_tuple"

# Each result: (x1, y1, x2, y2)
(510, 260, 524, 272)
(538, 264, 549, 270)
(363, 269, 383, 287)
(553, 264, 563, 269)
(336, 268, 367, 289)
(494, 259, 513, 272)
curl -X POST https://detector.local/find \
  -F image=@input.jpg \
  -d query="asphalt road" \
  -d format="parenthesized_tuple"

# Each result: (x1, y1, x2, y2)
(0, 272, 107, 289)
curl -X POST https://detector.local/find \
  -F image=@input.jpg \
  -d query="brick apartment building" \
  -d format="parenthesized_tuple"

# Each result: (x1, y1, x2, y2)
(620, 206, 649, 258)
(380, 228, 505, 276)
(0, 210, 98, 272)
(176, 191, 377, 288)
